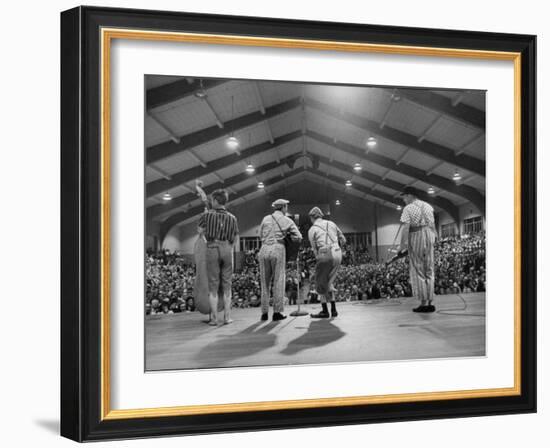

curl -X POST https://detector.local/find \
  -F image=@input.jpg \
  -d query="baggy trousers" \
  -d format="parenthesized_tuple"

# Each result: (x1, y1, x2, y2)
(259, 243, 286, 314)
(314, 247, 342, 303)
(408, 227, 435, 305)
(206, 240, 233, 319)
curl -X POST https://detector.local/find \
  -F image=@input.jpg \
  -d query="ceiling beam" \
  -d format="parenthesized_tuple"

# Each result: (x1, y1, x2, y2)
(160, 167, 304, 241)
(306, 167, 402, 207)
(391, 88, 485, 130)
(146, 78, 229, 111)
(310, 155, 459, 223)
(307, 129, 485, 213)
(305, 96, 485, 177)
(202, 97, 224, 128)
(147, 97, 301, 165)
(146, 130, 302, 198)
(148, 153, 299, 220)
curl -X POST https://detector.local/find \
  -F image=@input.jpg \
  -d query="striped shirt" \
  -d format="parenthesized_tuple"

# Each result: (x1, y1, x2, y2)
(259, 211, 302, 245)
(198, 207, 239, 243)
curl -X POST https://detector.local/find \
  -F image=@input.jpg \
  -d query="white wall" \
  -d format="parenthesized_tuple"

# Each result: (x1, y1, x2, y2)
(2, 1, 546, 448)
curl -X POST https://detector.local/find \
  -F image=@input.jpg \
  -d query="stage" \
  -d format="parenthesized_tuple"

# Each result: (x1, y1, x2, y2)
(145, 293, 486, 371)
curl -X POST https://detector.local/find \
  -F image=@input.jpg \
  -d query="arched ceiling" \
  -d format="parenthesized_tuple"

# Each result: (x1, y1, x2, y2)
(144, 76, 486, 237)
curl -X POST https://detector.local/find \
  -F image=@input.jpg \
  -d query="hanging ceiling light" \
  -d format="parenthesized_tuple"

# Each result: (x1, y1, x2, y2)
(225, 95, 239, 150)
(226, 136, 239, 150)
(427, 186, 435, 195)
(194, 79, 207, 99)
(353, 162, 362, 172)
(335, 199, 341, 206)
(391, 92, 402, 102)
(452, 169, 462, 182)
(257, 181, 265, 189)
(345, 180, 352, 187)
(162, 192, 172, 201)
(245, 163, 255, 174)
(366, 136, 378, 149)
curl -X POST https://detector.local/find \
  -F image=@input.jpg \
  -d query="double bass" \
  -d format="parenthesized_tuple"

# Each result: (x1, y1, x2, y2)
(192, 180, 224, 314)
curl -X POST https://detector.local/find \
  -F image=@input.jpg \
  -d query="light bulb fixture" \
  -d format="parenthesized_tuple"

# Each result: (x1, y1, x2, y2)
(353, 162, 362, 172)
(345, 180, 352, 187)
(225, 95, 239, 150)
(162, 192, 172, 201)
(335, 199, 341, 206)
(452, 170, 462, 182)
(391, 92, 402, 102)
(226, 135, 239, 150)
(257, 181, 265, 189)
(194, 80, 207, 99)
(427, 186, 435, 195)
(245, 163, 255, 174)
(366, 136, 378, 149)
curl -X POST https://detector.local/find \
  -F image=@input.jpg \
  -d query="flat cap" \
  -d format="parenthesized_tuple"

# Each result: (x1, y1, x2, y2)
(271, 198, 290, 208)
(308, 206, 324, 218)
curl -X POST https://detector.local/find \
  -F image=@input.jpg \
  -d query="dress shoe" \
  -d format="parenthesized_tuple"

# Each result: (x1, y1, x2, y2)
(425, 304, 436, 312)
(272, 312, 287, 321)
(412, 305, 428, 313)
(261, 313, 268, 321)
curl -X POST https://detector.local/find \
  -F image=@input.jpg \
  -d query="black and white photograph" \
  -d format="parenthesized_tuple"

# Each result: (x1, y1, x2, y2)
(144, 76, 487, 371)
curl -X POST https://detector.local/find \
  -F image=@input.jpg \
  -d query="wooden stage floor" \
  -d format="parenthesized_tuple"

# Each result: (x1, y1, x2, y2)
(145, 293, 486, 371)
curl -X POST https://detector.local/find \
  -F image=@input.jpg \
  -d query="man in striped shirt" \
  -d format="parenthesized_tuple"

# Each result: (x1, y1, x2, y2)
(197, 189, 239, 325)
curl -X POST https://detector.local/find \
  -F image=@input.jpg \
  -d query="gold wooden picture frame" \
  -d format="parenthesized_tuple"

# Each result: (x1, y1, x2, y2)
(61, 6, 536, 441)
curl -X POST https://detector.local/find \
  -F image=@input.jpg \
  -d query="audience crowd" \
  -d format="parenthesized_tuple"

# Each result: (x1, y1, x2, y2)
(145, 233, 486, 314)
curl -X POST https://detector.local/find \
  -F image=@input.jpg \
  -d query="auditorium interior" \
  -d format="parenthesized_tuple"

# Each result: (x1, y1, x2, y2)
(144, 75, 487, 370)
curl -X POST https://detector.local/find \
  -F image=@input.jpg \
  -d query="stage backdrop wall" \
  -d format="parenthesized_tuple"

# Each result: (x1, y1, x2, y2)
(149, 195, 485, 261)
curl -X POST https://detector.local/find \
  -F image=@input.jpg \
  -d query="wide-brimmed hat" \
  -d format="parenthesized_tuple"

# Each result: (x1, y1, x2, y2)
(399, 186, 417, 197)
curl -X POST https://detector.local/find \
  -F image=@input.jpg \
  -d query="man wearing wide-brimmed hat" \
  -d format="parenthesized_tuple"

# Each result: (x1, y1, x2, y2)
(257, 198, 302, 321)
(307, 206, 346, 318)
(398, 187, 437, 313)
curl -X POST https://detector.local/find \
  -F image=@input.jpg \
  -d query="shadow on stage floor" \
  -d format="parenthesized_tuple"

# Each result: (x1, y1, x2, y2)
(281, 319, 346, 356)
(145, 293, 486, 371)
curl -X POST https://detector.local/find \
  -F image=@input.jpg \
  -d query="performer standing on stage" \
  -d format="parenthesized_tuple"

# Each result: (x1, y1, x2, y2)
(398, 187, 437, 313)
(308, 207, 346, 318)
(258, 199, 302, 321)
(197, 189, 239, 326)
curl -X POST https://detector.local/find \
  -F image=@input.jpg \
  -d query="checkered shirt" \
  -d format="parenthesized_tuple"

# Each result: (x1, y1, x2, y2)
(400, 199, 435, 226)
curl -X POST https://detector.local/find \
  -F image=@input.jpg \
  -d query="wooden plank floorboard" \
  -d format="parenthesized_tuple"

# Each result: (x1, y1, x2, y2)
(145, 293, 486, 371)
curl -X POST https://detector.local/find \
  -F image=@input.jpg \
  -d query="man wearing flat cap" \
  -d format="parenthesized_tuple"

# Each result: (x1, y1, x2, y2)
(258, 199, 302, 321)
(307, 207, 346, 318)
(398, 187, 437, 313)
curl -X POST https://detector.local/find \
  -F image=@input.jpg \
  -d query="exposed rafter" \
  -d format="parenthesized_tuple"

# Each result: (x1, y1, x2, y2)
(310, 153, 459, 223)
(306, 96, 485, 177)
(306, 129, 485, 213)
(146, 78, 229, 111)
(160, 167, 304, 240)
(147, 97, 301, 165)
(146, 130, 302, 198)
(390, 88, 485, 130)
(148, 154, 298, 220)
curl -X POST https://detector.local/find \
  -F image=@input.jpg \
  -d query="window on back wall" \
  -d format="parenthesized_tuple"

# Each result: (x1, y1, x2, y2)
(343, 232, 372, 249)
(441, 222, 457, 238)
(463, 216, 484, 235)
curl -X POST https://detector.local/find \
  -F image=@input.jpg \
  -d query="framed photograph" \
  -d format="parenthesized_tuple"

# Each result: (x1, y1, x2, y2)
(60, 6, 536, 441)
